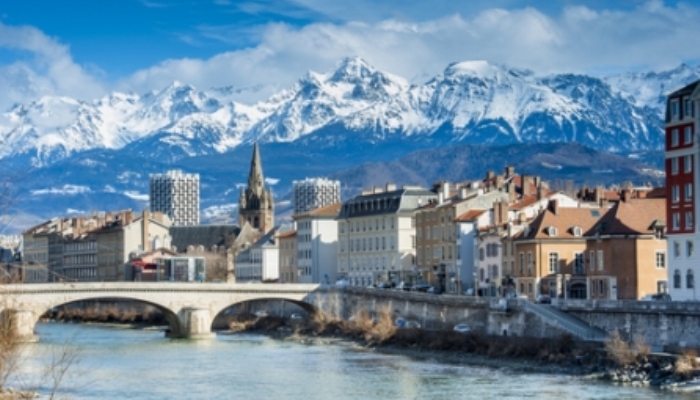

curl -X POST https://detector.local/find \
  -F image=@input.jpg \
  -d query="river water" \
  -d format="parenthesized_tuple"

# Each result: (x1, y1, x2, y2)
(9, 323, 694, 399)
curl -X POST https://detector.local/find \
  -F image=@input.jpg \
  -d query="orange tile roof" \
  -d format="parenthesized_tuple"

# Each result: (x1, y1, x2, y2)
(596, 198, 666, 235)
(277, 230, 297, 239)
(294, 202, 342, 219)
(521, 207, 603, 240)
(454, 209, 487, 222)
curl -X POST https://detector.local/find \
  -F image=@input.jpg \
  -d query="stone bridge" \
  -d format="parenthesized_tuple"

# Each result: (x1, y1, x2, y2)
(0, 282, 322, 341)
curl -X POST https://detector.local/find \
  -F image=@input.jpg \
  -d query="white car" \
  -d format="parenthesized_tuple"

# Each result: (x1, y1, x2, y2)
(453, 323, 471, 334)
(335, 279, 350, 287)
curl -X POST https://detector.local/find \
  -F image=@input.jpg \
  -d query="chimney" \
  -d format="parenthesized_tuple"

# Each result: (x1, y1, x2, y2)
(493, 199, 509, 226)
(373, 186, 384, 194)
(594, 186, 604, 206)
(495, 175, 505, 190)
(505, 166, 515, 178)
(459, 187, 468, 199)
(441, 182, 450, 202)
(486, 171, 495, 181)
(438, 191, 444, 204)
(507, 182, 516, 203)
(621, 188, 632, 203)
(386, 183, 397, 192)
(142, 211, 151, 252)
(537, 185, 547, 200)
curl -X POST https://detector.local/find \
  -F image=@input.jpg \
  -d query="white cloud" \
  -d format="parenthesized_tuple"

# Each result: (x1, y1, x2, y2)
(115, 1, 700, 101)
(123, 191, 149, 201)
(30, 185, 92, 196)
(2, 2, 700, 109)
(265, 177, 280, 185)
(0, 22, 104, 111)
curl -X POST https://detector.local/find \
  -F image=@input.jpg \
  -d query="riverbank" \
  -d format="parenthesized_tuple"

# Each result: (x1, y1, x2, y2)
(225, 312, 700, 393)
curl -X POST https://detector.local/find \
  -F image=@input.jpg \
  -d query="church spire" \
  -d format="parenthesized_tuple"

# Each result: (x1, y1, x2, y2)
(247, 141, 264, 194)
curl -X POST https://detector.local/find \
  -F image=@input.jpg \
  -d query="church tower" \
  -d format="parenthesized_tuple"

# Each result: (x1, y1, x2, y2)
(238, 142, 274, 233)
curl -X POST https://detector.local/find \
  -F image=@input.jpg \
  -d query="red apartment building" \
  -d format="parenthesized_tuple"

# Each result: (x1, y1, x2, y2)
(665, 80, 700, 301)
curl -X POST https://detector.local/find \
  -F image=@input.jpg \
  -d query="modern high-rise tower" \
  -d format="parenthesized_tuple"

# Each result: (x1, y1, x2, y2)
(238, 143, 274, 233)
(292, 177, 341, 214)
(149, 170, 200, 226)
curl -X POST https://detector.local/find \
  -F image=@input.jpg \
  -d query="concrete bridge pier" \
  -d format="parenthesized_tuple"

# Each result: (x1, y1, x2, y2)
(179, 307, 216, 340)
(4, 310, 39, 343)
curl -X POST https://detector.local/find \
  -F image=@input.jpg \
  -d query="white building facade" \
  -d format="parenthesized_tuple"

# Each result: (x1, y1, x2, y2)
(337, 185, 436, 287)
(234, 230, 279, 282)
(294, 203, 340, 284)
(149, 170, 200, 226)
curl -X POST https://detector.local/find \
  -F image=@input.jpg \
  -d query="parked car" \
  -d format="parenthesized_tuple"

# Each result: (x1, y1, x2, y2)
(395, 282, 413, 291)
(412, 283, 431, 292)
(536, 295, 552, 304)
(335, 279, 350, 287)
(394, 317, 407, 328)
(426, 286, 443, 295)
(254, 310, 268, 317)
(290, 313, 304, 320)
(375, 282, 393, 289)
(404, 320, 421, 329)
(453, 323, 471, 334)
(642, 293, 672, 301)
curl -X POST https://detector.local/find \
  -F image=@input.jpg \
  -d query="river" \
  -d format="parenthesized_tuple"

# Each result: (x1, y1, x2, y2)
(8, 323, 695, 399)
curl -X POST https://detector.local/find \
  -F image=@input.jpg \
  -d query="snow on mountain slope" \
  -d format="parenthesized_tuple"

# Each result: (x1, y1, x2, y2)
(606, 63, 700, 114)
(0, 57, 691, 166)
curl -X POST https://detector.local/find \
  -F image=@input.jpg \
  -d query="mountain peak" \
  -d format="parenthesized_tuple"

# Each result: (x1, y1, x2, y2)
(444, 60, 498, 77)
(329, 56, 376, 83)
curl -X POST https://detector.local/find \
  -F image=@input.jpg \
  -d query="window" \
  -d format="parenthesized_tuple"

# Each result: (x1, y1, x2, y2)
(685, 155, 693, 173)
(674, 241, 681, 258)
(674, 269, 681, 289)
(574, 252, 584, 274)
(479, 247, 485, 261)
(589, 250, 596, 271)
(688, 240, 695, 257)
(599, 280, 604, 296)
(519, 252, 524, 275)
(425, 246, 430, 263)
(548, 253, 559, 274)
(686, 212, 694, 230)
(672, 100, 679, 119)
(685, 126, 693, 144)
(688, 270, 695, 289)
(528, 283, 533, 294)
(685, 98, 693, 117)
(597, 250, 604, 271)
(673, 213, 680, 230)
(671, 157, 679, 175)
(655, 251, 666, 268)
(527, 252, 533, 274)
(672, 129, 679, 146)
(572, 227, 582, 237)
(686, 183, 693, 202)
(548, 226, 558, 237)
(672, 185, 680, 203)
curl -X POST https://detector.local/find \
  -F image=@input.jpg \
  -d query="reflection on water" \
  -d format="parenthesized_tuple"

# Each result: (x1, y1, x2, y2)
(8, 323, 694, 399)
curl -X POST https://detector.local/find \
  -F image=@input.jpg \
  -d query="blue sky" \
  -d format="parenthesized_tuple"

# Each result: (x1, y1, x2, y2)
(0, 0, 699, 109)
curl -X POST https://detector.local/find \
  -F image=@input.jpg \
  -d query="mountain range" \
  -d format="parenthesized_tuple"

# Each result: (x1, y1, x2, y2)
(1, 57, 697, 231)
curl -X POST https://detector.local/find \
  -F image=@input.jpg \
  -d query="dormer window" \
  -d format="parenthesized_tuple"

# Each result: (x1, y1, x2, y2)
(547, 226, 558, 237)
(572, 226, 582, 237)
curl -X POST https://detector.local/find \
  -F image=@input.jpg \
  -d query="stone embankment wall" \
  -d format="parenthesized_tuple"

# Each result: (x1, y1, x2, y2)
(306, 288, 570, 339)
(555, 299, 700, 348)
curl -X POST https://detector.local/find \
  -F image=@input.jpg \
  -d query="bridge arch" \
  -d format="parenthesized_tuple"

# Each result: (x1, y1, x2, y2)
(0, 282, 323, 341)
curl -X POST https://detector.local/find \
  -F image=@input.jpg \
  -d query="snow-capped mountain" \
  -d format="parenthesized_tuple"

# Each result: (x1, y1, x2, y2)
(606, 63, 700, 113)
(0, 56, 697, 168)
